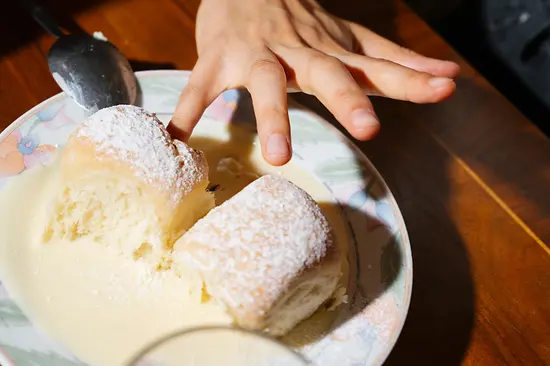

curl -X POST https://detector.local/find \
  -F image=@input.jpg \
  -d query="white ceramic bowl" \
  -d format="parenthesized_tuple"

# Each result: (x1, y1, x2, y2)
(0, 70, 412, 366)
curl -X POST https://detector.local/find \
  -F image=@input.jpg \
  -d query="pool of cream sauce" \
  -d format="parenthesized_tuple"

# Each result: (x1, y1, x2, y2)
(0, 118, 349, 366)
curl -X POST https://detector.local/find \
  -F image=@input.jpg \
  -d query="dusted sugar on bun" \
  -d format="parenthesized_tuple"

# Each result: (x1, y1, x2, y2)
(174, 175, 341, 336)
(44, 105, 214, 265)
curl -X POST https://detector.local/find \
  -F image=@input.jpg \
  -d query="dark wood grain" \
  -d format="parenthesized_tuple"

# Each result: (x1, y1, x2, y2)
(388, 1, 550, 249)
(1, 0, 549, 365)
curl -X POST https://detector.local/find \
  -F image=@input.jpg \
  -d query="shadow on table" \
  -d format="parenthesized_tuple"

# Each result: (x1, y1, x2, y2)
(405, 76, 550, 247)
(293, 89, 475, 365)
(314, 2, 476, 365)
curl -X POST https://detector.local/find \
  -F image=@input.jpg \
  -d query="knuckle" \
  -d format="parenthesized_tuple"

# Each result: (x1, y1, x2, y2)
(332, 87, 356, 102)
(305, 53, 336, 73)
(251, 58, 284, 77)
(319, 55, 344, 72)
(259, 105, 288, 119)
(333, 89, 369, 113)
(405, 73, 427, 98)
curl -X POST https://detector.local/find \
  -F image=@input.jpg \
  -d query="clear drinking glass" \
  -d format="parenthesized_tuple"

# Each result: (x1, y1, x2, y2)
(127, 326, 310, 366)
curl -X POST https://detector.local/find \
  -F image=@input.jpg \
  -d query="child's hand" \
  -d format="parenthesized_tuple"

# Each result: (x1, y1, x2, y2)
(170, 0, 460, 165)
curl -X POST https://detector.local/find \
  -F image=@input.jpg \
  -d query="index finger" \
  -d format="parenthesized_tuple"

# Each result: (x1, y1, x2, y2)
(169, 57, 223, 142)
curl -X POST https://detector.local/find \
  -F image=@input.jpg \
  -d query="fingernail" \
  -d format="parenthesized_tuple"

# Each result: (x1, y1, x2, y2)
(428, 77, 452, 88)
(267, 133, 290, 158)
(352, 109, 379, 131)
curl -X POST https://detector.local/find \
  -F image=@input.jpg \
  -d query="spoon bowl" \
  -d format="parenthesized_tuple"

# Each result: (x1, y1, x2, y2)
(23, 0, 137, 112)
(48, 33, 138, 112)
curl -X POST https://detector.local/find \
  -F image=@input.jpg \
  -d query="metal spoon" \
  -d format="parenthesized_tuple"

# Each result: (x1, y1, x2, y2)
(23, 0, 138, 112)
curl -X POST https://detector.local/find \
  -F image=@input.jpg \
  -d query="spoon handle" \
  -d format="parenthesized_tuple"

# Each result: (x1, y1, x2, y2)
(20, 0, 65, 38)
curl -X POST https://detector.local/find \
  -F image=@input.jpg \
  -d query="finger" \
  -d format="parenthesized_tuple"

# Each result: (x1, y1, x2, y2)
(341, 54, 456, 103)
(294, 51, 379, 140)
(247, 57, 292, 166)
(169, 58, 222, 142)
(348, 21, 460, 78)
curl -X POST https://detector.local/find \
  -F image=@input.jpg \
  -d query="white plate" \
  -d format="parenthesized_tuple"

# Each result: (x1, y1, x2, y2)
(0, 70, 412, 366)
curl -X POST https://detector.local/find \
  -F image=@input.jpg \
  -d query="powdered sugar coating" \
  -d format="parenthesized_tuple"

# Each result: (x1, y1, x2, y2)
(177, 175, 337, 320)
(75, 105, 207, 202)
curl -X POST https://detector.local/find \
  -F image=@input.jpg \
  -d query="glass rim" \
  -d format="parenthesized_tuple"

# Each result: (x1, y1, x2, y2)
(125, 325, 311, 366)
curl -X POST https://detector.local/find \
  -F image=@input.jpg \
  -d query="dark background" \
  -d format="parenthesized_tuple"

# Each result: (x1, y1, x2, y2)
(408, 0, 550, 137)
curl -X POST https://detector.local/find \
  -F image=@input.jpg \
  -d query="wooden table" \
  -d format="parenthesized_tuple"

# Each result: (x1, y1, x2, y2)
(1, 0, 549, 364)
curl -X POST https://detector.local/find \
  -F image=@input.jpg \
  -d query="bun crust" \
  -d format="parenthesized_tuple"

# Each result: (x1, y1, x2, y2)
(174, 175, 341, 336)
